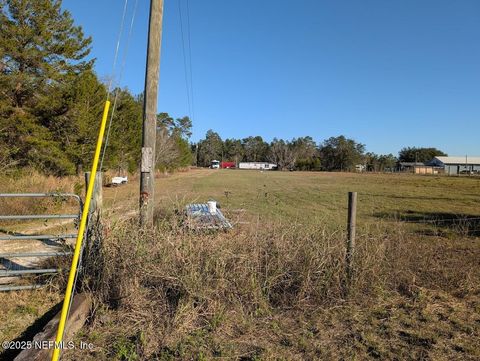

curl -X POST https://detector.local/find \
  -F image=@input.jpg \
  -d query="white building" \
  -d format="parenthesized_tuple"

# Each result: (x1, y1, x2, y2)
(238, 162, 277, 170)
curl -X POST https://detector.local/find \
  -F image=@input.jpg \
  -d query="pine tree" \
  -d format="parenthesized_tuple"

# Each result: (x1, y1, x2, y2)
(104, 89, 143, 173)
(0, 0, 93, 174)
(57, 69, 107, 174)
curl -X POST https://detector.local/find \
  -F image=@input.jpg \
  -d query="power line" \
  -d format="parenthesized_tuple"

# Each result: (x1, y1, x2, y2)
(59, 1, 136, 349)
(186, 0, 195, 123)
(107, 0, 129, 96)
(100, 0, 139, 171)
(178, 0, 193, 121)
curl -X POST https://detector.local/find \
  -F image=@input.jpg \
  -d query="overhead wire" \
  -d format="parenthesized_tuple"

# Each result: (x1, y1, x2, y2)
(52, 100, 111, 361)
(100, 0, 139, 171)
(57, 0, 137, 357)
(178, 0, 193, 122)
(107, 0, 129, 96)
(185, 0, 195, 123)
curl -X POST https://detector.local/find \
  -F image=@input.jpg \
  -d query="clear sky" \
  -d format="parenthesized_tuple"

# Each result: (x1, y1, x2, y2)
(61, 0, 480, 156)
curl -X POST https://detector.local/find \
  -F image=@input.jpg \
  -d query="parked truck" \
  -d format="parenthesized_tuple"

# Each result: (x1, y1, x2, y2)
(210, 160, 220, 169)
(220, 161, 236, 169)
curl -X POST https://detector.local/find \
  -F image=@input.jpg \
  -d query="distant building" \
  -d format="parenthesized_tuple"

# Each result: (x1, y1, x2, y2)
(398, 162, 426, 172)
(397, 161, 441, 174)
(413, 165, 438, 175)
(427, 156, 480, 175)
(238, 162, 277, 170)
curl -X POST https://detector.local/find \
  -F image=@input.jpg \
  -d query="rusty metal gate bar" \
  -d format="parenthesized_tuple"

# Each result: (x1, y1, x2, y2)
(0, 193, 82, 291)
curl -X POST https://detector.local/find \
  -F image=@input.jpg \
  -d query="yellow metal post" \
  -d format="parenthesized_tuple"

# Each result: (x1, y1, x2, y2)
(51, 101, 111, 361)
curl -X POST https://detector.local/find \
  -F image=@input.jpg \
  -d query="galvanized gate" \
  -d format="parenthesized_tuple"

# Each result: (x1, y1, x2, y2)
(0, 193, 82, 291)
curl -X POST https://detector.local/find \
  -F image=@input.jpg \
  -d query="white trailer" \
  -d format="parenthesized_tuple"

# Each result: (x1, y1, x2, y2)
(238, 162, 277, 170)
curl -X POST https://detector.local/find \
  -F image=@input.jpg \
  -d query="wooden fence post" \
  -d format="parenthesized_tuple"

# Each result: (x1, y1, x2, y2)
(84, 171, 103, 216)
(82, 172, 104, 297)
(346, 191, 357, 289)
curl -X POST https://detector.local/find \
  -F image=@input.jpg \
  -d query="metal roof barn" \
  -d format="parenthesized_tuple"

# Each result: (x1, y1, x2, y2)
(428, 156, 480, 175)
(432, 156, 480, 165)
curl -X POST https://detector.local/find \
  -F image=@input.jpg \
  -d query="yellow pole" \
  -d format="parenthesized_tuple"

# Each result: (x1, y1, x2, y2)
(51, 101, 111, 361)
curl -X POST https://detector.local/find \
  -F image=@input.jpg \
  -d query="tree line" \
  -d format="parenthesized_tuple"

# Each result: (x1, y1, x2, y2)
(195, 130, 447, 172)
(0, 0, 192, 176)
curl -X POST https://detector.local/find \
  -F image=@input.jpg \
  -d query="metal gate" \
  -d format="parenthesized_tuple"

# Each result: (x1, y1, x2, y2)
(0, 193, 82, 291)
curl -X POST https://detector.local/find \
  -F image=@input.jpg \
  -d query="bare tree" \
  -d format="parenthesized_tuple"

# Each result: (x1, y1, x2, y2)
(155, 126, 178, 169)
(269, 139, 296, 170)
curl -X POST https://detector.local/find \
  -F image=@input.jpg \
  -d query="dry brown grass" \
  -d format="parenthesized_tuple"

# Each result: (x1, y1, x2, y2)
(0, 287, 63, 345)
(61, 214, 480, 360)
(1, 170, 479, 360)
(0, 169, 83, 218)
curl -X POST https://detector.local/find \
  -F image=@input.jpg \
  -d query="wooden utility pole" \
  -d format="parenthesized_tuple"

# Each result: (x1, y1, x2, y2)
(140, 0, 164, 226)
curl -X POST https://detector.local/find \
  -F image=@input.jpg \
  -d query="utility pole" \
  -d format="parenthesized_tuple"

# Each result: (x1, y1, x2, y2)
(140, 0, 164, 226)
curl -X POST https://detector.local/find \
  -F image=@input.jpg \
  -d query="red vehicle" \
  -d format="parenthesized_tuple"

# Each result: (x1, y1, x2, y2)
(220, 161, 236, 169)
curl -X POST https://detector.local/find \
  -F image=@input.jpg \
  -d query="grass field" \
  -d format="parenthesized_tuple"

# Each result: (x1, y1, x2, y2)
(1, 169, 480, 360)
(106, 169, 480, 233)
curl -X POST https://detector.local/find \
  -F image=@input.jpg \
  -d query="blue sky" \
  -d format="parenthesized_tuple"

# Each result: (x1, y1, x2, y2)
(61, 0, 480, 156)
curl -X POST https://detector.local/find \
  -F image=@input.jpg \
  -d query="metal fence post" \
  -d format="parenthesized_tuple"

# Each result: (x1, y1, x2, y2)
(346, 191, 357, 290)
